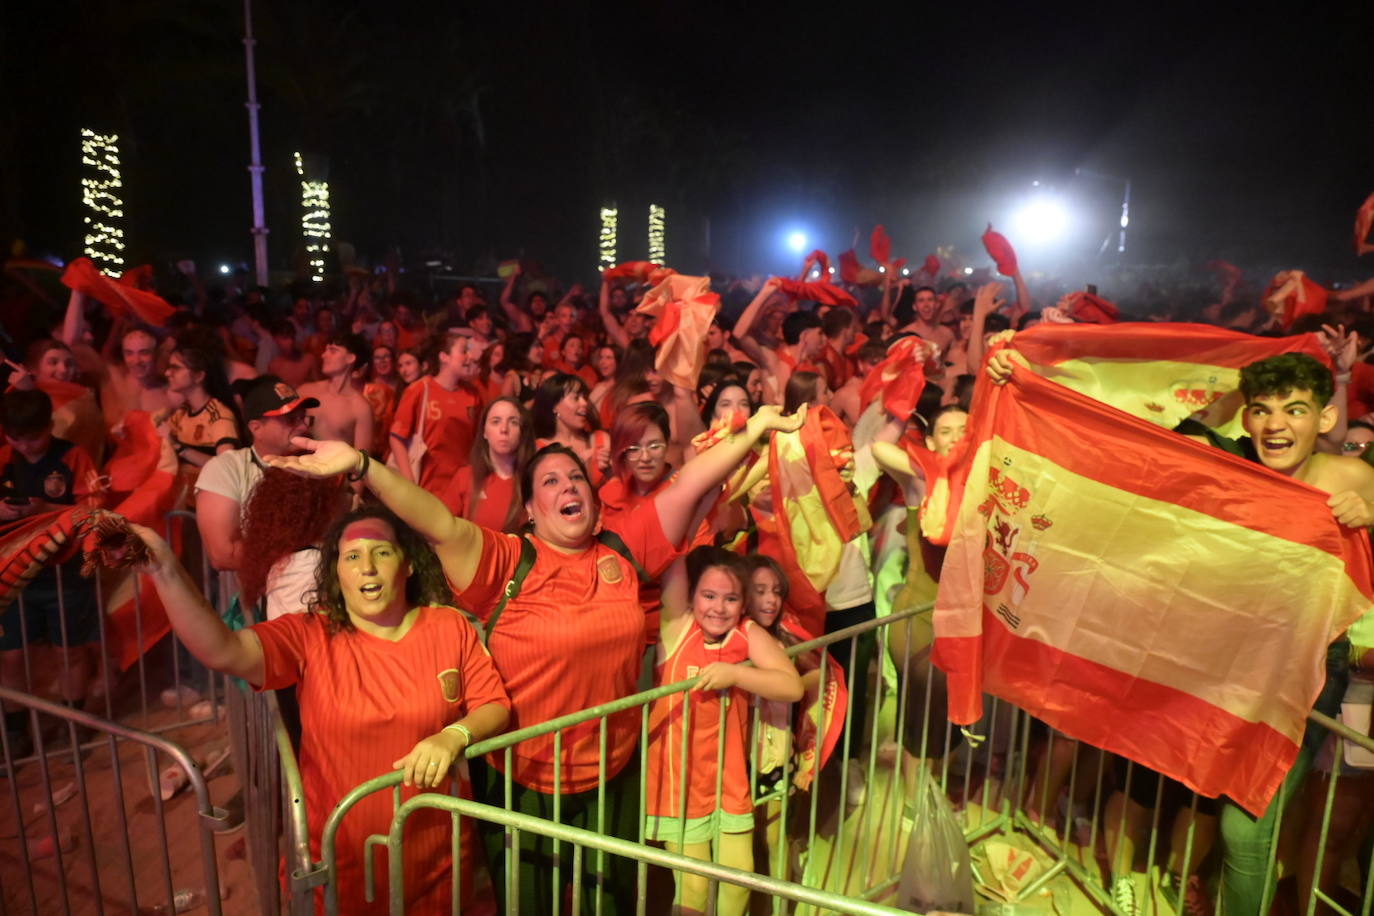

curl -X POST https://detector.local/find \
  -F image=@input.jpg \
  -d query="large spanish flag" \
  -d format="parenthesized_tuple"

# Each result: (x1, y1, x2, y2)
(1011, 323, 1329, 439)
(933, 368, 1374, 816)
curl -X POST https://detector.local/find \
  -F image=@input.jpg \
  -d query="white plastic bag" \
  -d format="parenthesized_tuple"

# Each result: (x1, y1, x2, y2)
(897, 766, 977, 913)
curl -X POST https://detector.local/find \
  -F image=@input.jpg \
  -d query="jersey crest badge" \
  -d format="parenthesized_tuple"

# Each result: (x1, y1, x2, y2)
(597, 555, 622, 584)
(43, 470, 68, 500)
(437, 668, 462, 703)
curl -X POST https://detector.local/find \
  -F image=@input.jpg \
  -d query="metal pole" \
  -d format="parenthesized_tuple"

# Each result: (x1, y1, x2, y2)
(243, 0, 270, 286)
(1118, 179, 1131, 254)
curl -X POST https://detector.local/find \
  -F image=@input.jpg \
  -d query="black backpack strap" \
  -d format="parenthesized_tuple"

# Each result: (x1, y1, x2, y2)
(481, 535, 537, 644)
(595, 529, 649, 584)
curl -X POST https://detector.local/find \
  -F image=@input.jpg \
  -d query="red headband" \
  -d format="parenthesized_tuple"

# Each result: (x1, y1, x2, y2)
(340, 520, 396, 545)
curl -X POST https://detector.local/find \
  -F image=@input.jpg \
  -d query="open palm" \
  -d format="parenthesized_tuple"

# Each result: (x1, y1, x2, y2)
(263, 438, 360, 478)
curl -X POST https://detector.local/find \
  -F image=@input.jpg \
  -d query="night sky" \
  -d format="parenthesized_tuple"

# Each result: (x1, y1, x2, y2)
(4, 1, 1372, 284)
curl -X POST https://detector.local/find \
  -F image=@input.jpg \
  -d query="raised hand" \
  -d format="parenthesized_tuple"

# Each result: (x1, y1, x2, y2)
(264, 438, 361, 478)
(126, 521, 179, 575)
(974, 282, 1005, 316)
(1319, 324, 1357, 374)
(751, 403, 807, 435)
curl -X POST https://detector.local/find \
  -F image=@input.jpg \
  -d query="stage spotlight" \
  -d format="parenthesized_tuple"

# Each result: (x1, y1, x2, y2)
(1010, 195, 1069, 245)
(786, 231, 807, 253)
(219, 264, 232, 275)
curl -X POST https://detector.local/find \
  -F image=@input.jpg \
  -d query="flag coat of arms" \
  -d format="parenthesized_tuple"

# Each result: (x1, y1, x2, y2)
(933, 367, 1374, 816)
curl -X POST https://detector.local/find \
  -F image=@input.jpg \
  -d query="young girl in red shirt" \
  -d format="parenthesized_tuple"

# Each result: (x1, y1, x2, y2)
(645, 546, 802, 916)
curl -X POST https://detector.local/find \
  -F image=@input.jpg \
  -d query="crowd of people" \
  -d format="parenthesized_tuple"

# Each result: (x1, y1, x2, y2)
(1, 242, 1373, 915)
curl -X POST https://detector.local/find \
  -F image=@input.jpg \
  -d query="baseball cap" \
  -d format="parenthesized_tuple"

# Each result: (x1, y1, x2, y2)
(242, 376, 319, 421)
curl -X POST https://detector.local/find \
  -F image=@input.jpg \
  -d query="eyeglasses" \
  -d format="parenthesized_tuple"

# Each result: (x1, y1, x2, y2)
(622, 441, 667, 460)
(1341, 441, 1371, 453)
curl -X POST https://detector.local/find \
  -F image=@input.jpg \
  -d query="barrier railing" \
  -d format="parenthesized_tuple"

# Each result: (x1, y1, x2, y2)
(0, 685, 228, 915)
(280, 599, 1374, 916)
(1, 509, 226, 775)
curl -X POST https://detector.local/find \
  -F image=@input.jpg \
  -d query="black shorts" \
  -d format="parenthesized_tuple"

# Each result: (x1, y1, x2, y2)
(0, 563, 101, 650)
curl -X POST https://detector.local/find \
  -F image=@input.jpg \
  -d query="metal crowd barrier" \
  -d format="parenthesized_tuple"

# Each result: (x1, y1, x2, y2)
(0, 508, 288, 915)
(275, 601, 1374, 916)
(0, 685, 228, 914)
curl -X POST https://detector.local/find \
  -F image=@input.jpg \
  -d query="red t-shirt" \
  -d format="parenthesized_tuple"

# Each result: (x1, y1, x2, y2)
(456, 502, 680, 793)
(439, 466, 524, 531)
(389, 377, 484, 494)
(253, 606, 509, 912)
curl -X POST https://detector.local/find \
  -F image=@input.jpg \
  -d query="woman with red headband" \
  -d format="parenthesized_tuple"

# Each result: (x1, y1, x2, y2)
(129, 506, 510, 914)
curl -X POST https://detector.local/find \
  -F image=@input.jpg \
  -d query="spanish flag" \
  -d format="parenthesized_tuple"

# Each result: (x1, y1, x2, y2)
(635, 273, 720, 391)
(766, 406, 872, 635)
(1011, 323, 1329, 438)
(933, 367, 1374, 816)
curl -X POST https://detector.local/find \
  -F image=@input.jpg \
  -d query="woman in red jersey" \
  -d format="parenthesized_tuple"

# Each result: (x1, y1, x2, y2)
(598, 401, 673, 532)
(267, 401, 806, 915)
(131, 506, 510, 914)
(438, 397, 533, 532)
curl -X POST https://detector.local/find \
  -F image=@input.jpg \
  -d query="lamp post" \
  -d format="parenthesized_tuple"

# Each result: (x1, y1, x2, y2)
(242, 0, 269, 286)
(1075, 168, 1131, 256)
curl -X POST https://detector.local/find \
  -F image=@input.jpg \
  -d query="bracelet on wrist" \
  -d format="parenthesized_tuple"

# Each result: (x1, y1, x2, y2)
(346, 449, 370, 482)
(443, 722, 473, 746)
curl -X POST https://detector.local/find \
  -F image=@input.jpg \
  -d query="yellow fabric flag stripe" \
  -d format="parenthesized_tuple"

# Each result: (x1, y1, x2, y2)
(961, 438, 1369, 744)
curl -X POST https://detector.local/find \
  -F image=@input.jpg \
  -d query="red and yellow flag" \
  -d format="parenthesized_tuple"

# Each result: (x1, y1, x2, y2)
(636, 273, 720, 391)
(767, 407, 872, 634)
(1010, 323, 1330, 438)
(933, 368, 1374, 816)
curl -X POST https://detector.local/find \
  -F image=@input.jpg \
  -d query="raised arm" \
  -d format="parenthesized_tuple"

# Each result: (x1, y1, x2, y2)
(266, 439, 487, 591)
(130, 522, 265, 685)
(731, 277, 782, 344)
(1010, 267, 1032, 318)
(1318, 324, 1355, 452)
(1333, 277, 1374, 304)
(652, 404, 805, 545)
(965, 281, 1005, 375)
(499, 266, 534, 333)
(599, 277, 631, 349)
(60, 288, 87, 348)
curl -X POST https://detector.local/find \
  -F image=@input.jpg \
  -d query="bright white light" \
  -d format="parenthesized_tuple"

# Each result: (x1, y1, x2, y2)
(902, 267, 911, 276)
(1120, 214, 1130, 228)
(828, 266, 835, 274)
(878, 265, 886, 274)
(219, 264, 231, 275)
(786, 231, 807, 253)
(1009, 196, 1069, 245)
(963, 267, 974, 275)
(809, 268, 821, 280)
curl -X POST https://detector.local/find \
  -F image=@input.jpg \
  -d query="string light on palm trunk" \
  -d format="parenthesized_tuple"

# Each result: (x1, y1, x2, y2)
(648, 204, 666, 265)
(294, 151, 332, 282)
(80, 129, 125, 275)
(599, 206, 618, 271)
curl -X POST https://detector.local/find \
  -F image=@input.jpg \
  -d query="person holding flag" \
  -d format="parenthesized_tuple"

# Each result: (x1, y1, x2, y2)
(979, 345, 1374, 916)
